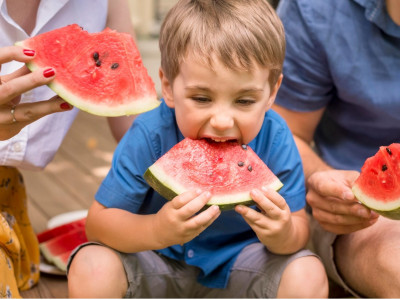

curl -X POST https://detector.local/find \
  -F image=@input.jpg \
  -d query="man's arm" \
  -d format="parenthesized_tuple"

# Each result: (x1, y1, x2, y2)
(105, 0, 138, 142)
(272, 104, 378, 234)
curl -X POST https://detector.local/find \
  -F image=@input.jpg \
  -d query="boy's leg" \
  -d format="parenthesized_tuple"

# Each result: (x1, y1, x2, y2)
(277, 255, 328, 298)
(67, 244, 128, 298)
(67, 242, 200, 298)
(194, 242, 327, 298)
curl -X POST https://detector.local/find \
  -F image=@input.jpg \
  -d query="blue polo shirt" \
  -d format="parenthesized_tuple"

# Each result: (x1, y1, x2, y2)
(96, 101, 305, 288)
(276, 0, 400, 171)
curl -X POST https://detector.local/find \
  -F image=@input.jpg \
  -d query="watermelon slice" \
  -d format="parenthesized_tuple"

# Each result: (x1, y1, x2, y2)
(40, 227, 88, 272)
(144, 138, 283, 210)
(16, 24, 159, 116)
(352, 143, 400, 220)
(37, 218, 86, 243)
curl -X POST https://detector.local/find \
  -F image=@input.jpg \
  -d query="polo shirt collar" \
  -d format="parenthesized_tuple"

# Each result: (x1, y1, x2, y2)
(0, 0, 69, 36)
(353, 0, 400, 37)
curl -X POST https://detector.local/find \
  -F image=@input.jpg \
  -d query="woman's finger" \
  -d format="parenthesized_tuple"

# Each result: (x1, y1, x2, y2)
(0, 96, 73, 124)
(0, 45, 36, 65)
(0, 67, 56, 105)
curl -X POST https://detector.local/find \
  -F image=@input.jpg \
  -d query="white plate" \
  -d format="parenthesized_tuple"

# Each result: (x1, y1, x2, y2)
(47, 209, 88, 229)
(39, 210, 88, 275)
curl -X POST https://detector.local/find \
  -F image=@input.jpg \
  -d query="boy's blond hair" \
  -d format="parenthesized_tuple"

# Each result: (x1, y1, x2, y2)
(159, 0, 285, 86)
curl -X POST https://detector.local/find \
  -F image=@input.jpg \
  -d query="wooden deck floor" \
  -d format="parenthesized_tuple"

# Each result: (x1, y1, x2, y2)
(20, 111, 118, 298)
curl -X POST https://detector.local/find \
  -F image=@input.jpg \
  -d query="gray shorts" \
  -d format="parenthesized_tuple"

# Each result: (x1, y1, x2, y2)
(308, 217, 360, 297)
(68, 242, 316, 298)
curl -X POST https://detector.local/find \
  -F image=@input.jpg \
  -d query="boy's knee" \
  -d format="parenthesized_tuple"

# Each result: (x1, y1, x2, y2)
(278, 256, 328, 298)
(68, 244, 128, 298)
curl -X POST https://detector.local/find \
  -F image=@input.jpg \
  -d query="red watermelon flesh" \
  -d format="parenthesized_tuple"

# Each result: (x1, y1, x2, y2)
(51, 251, 73, 272)
(16, 24, 159, 116)
(37, 218, 86, 243)
(144, 138, 283, 210)
(40, 227, 88, 271)
(352, 143, 400, 219)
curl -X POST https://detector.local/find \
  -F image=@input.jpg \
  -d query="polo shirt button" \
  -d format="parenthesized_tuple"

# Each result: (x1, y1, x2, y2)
(187, 249, 194, 258)
(12, 142, 22, 152)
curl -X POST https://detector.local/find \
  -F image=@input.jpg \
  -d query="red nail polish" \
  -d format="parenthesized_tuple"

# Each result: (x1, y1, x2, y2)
(23, 49, 35, 56)
(60, 102, 72, 110)
(43, 68, 55, 78)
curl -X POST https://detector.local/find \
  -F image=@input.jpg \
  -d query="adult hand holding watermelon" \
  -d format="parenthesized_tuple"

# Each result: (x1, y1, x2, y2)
(0, 45, 72, 140)
(306, 169, 379, 235)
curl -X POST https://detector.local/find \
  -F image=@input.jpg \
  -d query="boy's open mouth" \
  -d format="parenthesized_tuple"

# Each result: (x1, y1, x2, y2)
(202, 137, 239, 144)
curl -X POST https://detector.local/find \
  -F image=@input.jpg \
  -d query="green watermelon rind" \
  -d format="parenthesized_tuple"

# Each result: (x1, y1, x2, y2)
(144, 164, 284, 211)
(352, 184, 400, 220)
(19, 57, 161, 117)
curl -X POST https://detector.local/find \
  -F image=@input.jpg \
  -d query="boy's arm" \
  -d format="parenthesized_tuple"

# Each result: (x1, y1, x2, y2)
(86, 190, 220, 253)
(235, 188, 309, 254)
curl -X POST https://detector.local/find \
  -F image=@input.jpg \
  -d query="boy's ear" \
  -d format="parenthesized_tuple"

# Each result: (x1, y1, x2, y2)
(159, 67, 175, 108)
(266, 73, 283, 111)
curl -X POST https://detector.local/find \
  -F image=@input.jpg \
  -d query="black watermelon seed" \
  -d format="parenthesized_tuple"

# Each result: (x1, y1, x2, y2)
(241, 144, 247, 150)
(111, 63, 119, 69)
(382, 164, 388, 171)
(386, 147, 392, 155)
(238, 161, 244, 167)
(93, 52, 99, 61)
(95, 60, 102, 67)
(247, 165, 252, 172)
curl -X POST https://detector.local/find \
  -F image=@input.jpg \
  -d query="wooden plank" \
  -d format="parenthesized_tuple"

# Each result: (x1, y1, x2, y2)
(20, 274, 68, 298)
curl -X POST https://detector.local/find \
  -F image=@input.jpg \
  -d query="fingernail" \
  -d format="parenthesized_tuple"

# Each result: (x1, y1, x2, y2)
(23, 49, 35, 56)
(43, 68, 55, 78)
(60, 102, 72, 110)
(343, 191, 354, 201)
(203, 191, 211, 198)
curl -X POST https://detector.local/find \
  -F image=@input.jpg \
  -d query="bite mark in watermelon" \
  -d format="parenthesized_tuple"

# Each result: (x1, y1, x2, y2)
(352, 143, 400, 220)
(144, 138, 283, 210)
(16, 24, 159, 116)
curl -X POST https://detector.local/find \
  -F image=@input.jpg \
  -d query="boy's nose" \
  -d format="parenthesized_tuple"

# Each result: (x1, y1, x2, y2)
(210, 113, 234, 131)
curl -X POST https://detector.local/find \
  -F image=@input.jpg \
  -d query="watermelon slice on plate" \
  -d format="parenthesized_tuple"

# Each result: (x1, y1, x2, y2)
(144, 138, 283, 210)
(16, 24, 159, 116)
(39, 227, 88, 273)
(352, 143, 400, 220)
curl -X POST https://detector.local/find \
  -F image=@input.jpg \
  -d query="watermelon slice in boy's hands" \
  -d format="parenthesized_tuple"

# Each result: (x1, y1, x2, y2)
(352, 143, 400, 220)
(16, 24, 159, 116)
(144, 138, 283, 210)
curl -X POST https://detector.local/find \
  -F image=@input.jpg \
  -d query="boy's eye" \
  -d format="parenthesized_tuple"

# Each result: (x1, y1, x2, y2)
(191, 96, 211, 103)
(236, 99, 256, 106)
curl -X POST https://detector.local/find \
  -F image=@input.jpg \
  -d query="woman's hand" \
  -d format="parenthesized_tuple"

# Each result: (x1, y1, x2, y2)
(0, 45, 73, 140)
(306, 169, 379, 234)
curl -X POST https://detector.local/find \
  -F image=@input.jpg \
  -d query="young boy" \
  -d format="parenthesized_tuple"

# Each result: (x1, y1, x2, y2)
(67, 0, 328, 297)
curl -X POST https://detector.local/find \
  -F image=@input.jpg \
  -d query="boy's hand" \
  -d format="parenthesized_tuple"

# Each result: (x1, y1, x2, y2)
(152, 190, 221, 248)
(235, 187, 293, 252)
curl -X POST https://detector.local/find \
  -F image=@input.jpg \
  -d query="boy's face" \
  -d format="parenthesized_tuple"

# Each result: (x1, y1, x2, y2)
(160, 53, 282, 145)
